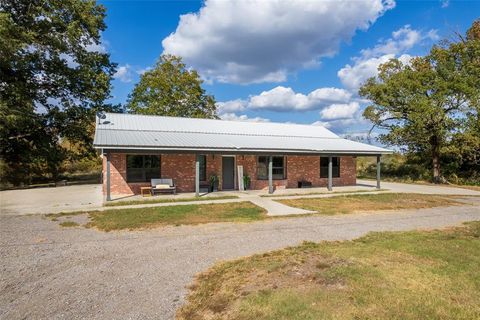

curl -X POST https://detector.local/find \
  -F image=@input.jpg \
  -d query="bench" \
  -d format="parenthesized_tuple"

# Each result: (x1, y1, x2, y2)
(151, 178, 176, 195)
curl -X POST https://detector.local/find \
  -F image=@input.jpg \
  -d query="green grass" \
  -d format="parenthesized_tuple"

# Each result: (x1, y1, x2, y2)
(277, 193, 463, 215)
(59, 221, 80, 227)
(177, 221, 480, 320)
(104, 195, 239, 207)
(260, 189, 387, 198)
(88, 202, 266, 231)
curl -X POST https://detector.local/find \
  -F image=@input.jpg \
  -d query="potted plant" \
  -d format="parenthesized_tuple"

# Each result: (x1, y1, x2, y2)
(209, 174, 219, 192)
(243, 175, 251, 190)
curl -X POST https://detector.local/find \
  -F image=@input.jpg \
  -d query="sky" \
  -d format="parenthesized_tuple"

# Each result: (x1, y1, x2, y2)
(99, 0, 479, 138)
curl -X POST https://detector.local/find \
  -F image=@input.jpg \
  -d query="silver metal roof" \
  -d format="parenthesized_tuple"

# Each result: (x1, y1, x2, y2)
(93, 113, 391, 155)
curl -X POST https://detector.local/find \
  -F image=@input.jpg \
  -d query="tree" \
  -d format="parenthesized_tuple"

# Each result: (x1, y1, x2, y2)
(0, 0, 118, 185)
(360, 20, 480, 183)
(127, 55, 217, 118)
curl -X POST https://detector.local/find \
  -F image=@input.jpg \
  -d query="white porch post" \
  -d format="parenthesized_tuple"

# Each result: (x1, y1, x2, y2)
(106, 153, 111, 201)
(268, 155, 273, 194)
(328, 156, 333, 191)
(376, 155, 381, 189)
(195, 154, 200, 196)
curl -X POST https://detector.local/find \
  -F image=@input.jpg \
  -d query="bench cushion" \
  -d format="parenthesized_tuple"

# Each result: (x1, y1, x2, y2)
(151, 178, 174, 187)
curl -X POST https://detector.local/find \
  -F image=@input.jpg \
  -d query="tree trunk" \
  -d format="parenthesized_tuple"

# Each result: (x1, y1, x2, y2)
(431, 136, 441, 184)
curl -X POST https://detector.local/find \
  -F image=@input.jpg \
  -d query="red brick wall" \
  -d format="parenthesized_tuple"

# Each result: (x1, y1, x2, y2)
(286, 155, 356, 188)
(103, 153, 356, 195)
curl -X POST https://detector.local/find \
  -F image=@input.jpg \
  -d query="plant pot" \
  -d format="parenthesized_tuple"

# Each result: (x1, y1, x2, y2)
(211, 181, 218, 192)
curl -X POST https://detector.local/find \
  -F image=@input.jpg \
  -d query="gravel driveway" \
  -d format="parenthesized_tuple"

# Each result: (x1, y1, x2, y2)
(1, 198, 479, 320)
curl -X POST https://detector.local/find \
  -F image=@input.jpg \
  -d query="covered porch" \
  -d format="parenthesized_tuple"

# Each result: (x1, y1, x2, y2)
(103, 151, 383, 201)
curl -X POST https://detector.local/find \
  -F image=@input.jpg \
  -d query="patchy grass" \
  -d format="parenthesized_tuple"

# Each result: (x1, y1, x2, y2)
(88, 202, 266, 231)
(260, 189, 387, 198)
(46, 211, 86, 219)
(59, 221, 80, 227)
(277, 193, 463, 215)
(104, 195, 239, 207)
(177, 221, 480, 320)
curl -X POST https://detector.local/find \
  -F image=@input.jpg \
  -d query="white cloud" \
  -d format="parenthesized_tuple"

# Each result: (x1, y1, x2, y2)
(136, 67, 152, 75)
(162, 0, 395, 84)
(216, 99, 247, 113)
(337, 24, 438, 91)
(360, 25, 422, 58)
(85, 42, 107, 53)
(113, 64, 132, 83)
(320, 102, 360, 120)
(219, 113, 270, 123)
(247, 86, 352, 111)
(338, 53, 412, 91)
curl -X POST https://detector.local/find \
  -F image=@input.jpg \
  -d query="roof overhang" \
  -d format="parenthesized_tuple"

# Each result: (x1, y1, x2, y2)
(95, 145, 393, 156)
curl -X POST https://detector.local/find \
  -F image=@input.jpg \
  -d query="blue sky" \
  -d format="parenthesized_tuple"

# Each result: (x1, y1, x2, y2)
(99, 0, 479, 137)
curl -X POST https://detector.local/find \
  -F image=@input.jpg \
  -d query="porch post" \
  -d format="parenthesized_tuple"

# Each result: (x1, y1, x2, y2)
(195, 154, 200, 196)
(268, 155, 273, 194)
(106, 153, 111, 201)
(328, 156, 333, 191)
(376, 155, 381, 189)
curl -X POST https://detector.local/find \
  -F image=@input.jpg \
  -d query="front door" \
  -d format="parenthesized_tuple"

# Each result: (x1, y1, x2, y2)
(222, 157, 235, 190)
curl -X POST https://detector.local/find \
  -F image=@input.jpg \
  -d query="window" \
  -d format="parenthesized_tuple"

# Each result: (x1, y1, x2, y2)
(320, 157, 340, 178)
(257, 156, 286, 180)
(126, 155, 161, 182)
(198, 155, 207, 181)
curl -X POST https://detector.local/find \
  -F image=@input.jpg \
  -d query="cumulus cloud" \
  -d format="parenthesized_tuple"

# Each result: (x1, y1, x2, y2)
(338, 53, 412, 91)
(245, 86, 352, 112)
(113, 64, 133, 83)
(216, 86, 352, 113)
(360, 25, 422, 58)
(219, 113, 270, 123)
(320, 102, 360, 120)
(216, 99, 247, 113)
(162, 0, 395, 84)
(338, 25, 437, 91)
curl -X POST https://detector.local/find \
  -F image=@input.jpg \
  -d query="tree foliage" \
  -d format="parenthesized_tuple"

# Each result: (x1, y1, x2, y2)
(360, 20, 480, 183)
(127, 55, 217, 118)
(0, 0, 118, 185)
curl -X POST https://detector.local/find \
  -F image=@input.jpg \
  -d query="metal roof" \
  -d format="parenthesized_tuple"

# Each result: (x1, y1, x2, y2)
(93, 113, 391, 155)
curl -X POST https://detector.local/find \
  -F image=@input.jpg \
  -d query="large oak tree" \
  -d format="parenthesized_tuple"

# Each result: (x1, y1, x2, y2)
(0, 0, 118, 185)
(360, 20, 480, 183)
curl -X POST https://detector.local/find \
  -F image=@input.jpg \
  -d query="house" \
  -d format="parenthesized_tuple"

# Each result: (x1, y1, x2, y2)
(93, 112, 391, 200)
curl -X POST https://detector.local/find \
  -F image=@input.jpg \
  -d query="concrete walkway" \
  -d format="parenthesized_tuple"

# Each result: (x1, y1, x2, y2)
(1, 198, 479, 320)
(237, 194, 316, 216)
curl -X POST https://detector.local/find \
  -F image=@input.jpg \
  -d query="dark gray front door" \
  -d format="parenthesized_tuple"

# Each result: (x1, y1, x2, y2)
(222, 157, 235, 190)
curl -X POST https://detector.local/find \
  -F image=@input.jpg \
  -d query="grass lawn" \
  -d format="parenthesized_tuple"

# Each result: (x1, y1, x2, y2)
(104, 195, 239, 207)
(88, 202, 266, 231)
(277, 193, 464, 215)
(260, 189, 387, 198)
(177, 221, 480, 320)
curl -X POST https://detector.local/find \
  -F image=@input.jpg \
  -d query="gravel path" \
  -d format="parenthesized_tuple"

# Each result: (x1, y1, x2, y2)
(1, 197, 479, 320)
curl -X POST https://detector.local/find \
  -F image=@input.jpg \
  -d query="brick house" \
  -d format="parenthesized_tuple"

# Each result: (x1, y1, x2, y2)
(93, 113, 390, 200)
